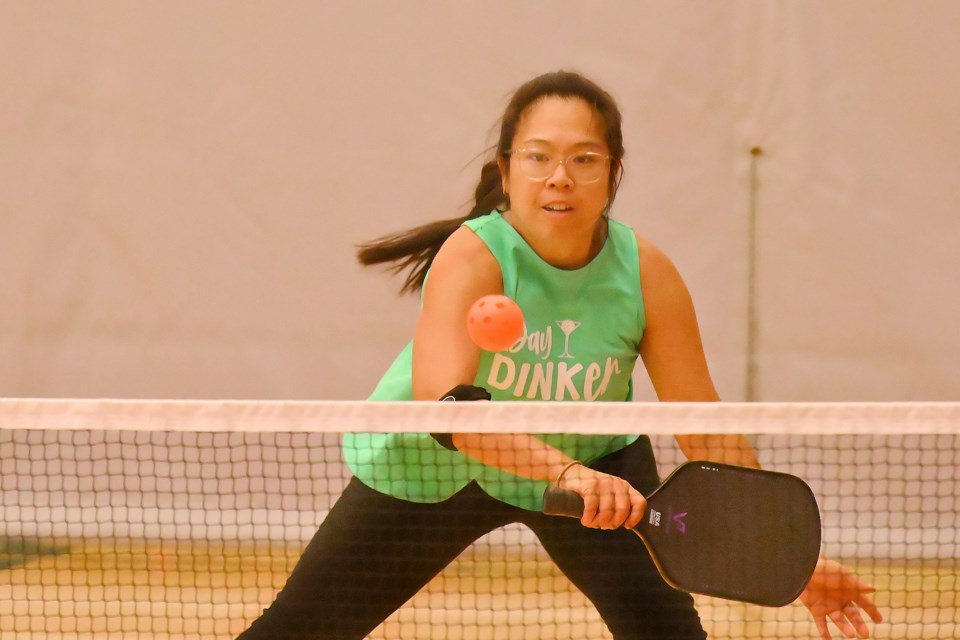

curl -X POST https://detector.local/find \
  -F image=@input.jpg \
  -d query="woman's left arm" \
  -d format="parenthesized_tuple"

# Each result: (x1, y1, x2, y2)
(637, 234, 883, 638)
(635, 234, 758, 467)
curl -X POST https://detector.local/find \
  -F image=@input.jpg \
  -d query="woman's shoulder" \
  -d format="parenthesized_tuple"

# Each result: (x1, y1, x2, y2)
(632, 230, 676, 275)
(429, 225, 502, 287)
(631, 230, 689, 303)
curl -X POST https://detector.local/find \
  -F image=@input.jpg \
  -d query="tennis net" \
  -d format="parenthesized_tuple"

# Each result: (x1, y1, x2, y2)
(1, 399, 958, 639)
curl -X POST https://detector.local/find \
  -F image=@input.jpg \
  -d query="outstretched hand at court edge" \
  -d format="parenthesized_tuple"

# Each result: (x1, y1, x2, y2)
(798, 558, 884, 639)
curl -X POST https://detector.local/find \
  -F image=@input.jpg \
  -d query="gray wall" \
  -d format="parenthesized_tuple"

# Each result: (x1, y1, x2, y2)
(2, 1, 959, 402)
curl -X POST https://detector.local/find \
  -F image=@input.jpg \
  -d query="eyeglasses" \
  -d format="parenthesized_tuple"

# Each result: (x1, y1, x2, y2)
(508, 148, 612, 184)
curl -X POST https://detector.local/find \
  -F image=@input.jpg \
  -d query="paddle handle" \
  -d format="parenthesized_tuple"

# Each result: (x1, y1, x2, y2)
(542, 486, 586, 518)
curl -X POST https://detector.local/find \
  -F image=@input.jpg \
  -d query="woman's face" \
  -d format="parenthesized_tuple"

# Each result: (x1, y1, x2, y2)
(498, 96, 612, 256)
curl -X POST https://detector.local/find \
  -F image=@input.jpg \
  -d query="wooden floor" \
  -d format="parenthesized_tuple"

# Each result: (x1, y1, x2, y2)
(1, 537, 957, 639)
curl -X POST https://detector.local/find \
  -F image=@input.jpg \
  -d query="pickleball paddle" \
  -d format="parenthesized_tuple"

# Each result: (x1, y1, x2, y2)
(543, 461, 821, 606)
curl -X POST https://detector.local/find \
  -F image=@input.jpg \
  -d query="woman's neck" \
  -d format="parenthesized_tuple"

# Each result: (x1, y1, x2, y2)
(504, 212, 609, 270)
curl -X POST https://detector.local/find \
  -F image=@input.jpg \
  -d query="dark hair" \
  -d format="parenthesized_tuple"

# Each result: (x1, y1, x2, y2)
(357, 70, 625, 294)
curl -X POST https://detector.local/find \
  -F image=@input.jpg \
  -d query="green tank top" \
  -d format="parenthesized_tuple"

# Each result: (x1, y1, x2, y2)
(343, 211, 646, 510)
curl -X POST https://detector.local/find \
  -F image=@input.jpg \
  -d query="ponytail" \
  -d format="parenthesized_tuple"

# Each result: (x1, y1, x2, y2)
(356, 159, 506, 295)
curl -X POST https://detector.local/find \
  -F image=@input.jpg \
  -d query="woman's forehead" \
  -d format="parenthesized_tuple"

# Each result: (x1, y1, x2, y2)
(514, 96, 606, 148)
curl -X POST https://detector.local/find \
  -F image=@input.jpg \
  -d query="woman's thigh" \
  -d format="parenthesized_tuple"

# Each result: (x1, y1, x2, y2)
(238, 479, 514, 639)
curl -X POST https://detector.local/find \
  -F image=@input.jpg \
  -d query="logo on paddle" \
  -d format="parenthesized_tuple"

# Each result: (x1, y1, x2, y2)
(665, 507, 688, 534)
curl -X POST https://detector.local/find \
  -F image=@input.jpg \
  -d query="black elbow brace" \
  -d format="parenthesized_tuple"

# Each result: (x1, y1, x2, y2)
(432, 384, 492, 451)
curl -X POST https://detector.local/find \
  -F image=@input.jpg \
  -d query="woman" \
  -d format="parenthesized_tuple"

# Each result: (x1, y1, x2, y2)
(239, 71, 881, 640)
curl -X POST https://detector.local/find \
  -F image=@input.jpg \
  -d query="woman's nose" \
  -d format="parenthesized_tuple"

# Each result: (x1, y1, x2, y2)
(545, 162, 574, 189)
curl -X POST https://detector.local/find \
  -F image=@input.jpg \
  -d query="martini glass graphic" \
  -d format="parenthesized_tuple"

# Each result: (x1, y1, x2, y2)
(555, 320, 581, 359)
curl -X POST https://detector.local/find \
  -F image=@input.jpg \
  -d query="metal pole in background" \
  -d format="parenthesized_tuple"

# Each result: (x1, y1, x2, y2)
(745, 146, 763, 402)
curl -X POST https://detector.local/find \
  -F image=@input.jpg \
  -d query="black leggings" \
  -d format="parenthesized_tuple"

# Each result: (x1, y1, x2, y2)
(237, 438, 706, 640)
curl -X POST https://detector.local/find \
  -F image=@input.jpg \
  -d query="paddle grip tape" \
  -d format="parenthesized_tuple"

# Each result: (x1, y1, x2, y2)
(542, 486, 586, 518)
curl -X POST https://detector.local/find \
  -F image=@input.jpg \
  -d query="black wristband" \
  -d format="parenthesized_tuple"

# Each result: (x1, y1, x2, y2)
(432, 384, 491, 450)
(439, 384, 492, 402)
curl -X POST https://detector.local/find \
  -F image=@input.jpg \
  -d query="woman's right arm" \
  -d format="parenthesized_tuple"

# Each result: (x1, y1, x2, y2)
(411, 227, 645, 530)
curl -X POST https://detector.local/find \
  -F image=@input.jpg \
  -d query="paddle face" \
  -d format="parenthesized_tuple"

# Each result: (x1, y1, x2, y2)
(543, 461, 821, 606)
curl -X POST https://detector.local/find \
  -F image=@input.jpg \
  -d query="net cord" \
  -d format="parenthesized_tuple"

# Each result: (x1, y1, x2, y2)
(1, 399, 959, 434)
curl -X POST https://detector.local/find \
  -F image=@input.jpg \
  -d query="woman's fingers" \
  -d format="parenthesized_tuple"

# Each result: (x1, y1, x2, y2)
(580, 488, 601, 527)
(813, 614, 831, 640)
(574, 472, 645, 530)
(857, 594, 883, 624)
(625, 490, 647, 529)
(596, 476, 622, 529)
(611, 483, 633, 529)
(828, 609, 855, 638)
(843, 603, 869, 638)
(799, 558, 884, 639)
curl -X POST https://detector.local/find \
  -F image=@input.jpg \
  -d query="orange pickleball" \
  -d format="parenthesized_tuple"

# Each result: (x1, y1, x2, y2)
(466, 295, 525, 352)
